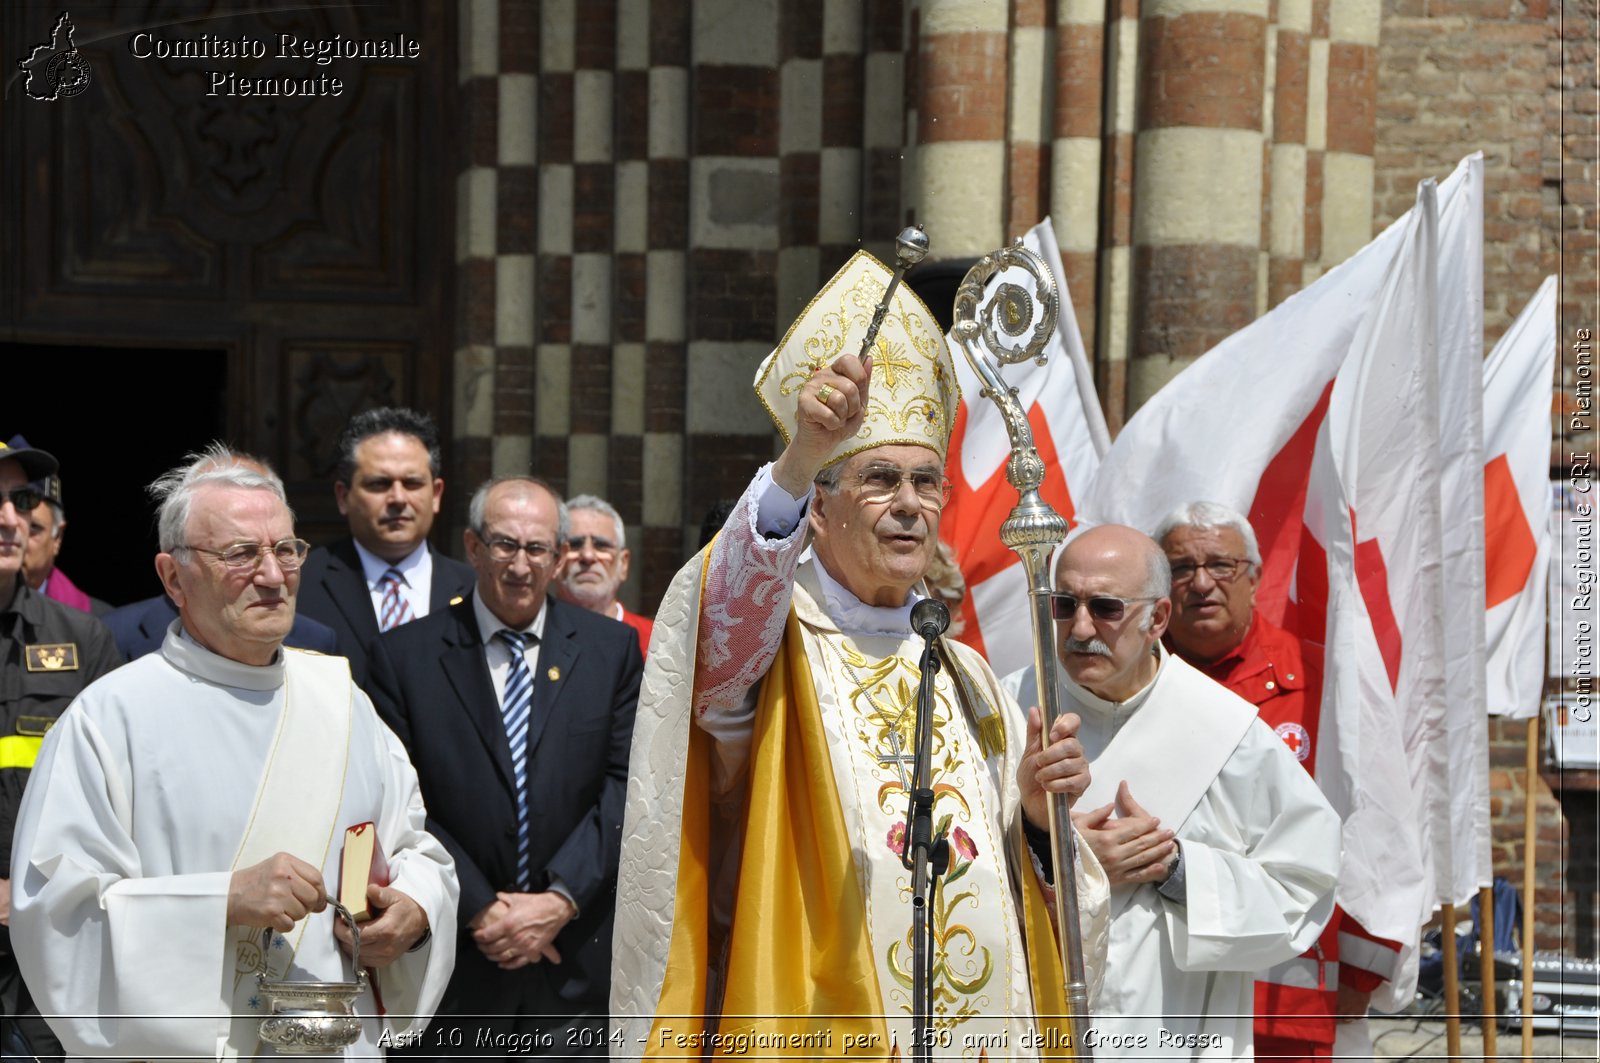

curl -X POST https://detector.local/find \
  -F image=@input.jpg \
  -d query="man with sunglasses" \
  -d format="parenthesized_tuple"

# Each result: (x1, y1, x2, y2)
(1036, 522, 1340, 1059)
(0, 437, 120, 1063)
(612, 252, 1109, 1060)
(556, 494, 653, 657)
(368, 477, 643, 1057)
(9, 447, 458, 1059)
(1157, 502, 1401, 1062)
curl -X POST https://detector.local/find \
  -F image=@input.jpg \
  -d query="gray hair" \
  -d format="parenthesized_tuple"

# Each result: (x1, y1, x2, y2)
(467, 477, 570, 544)
(1153, 500, 1263, 568)
(565, 493, 626, 550)
(148, 443, 290, 553)
(813, 463, 843, 494)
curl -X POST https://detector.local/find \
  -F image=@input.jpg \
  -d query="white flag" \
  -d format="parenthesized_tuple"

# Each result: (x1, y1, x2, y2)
(942, 218, 1110, 679)
(1483, 276, 1557, 718)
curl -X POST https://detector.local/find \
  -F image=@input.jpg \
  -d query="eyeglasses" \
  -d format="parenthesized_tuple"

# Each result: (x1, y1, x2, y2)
(1049, 593, 1159, 623)
(849, 465, 953, 510)
(1, 487, 42, 513)
(483, 536, 559, 565)
(182, 538, 311, 571)
(566, 535, 618, 555)
(1168, 558, 1251, 585)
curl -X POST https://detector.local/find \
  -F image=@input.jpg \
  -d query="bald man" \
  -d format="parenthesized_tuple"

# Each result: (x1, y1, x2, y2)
(1008, 525, 1341, 1059)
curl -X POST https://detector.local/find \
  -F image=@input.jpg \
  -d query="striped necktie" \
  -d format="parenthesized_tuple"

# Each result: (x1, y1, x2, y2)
(495, 628, 536, 891)
(378, 567, 413, 631)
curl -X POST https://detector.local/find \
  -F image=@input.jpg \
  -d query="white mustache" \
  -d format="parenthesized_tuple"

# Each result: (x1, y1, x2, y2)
(1065, 637, 1112, 657)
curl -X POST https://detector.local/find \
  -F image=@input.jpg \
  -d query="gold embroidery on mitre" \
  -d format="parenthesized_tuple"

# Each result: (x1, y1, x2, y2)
(753, 250, 959, 468)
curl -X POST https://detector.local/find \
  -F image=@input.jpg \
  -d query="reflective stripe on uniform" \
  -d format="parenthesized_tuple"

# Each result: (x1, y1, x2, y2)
(1339, 930, 1402, 979)
(0, 733, 44, 769)
(1260, 955, 1339, 991)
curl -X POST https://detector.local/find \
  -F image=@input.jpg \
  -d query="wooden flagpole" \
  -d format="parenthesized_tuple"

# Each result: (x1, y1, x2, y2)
(1521, 715, 1538, 1061)
(1441, 902, 1463, 1061)
(1480, 883, 1498, 1054)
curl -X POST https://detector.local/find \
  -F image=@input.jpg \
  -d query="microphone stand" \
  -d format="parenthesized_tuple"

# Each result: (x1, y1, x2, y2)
(901, 603, 950, 1063)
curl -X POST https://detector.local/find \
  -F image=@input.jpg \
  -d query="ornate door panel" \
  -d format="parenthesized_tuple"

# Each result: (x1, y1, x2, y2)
(2, 2, 453, 550)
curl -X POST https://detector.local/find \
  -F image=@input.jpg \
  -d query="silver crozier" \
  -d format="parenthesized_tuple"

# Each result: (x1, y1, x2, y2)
(950, 240, 1093, 1057)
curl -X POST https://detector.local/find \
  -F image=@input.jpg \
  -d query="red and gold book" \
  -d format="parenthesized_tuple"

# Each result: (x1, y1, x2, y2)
(338, 821, 391, 923)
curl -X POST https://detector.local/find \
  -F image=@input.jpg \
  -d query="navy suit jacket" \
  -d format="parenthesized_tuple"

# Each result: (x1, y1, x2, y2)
(295, 537, 475, 685)
(102, 594, 340, 660)
(365, 594, 641, 1019)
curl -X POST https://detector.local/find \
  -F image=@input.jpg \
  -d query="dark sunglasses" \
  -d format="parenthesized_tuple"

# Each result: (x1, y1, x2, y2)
(1, 487, 43, 513)
(1048, 593, 1158, 623)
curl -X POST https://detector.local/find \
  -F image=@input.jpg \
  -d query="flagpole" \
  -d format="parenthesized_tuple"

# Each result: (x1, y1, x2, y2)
(1480, 884, 1498, 1054)
(1521, 715, 1538, 1061)
(1441, 902, 1462, 1061)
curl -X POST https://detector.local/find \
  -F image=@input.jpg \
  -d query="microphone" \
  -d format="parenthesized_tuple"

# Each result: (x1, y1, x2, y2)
(909, 598, 950, 641)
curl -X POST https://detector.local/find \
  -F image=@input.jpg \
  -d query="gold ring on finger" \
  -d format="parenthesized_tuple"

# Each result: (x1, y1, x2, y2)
(817, 384, 835, 403)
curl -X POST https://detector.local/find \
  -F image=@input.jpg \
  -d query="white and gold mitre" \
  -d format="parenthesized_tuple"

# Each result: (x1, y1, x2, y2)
(753, 250, 958, 469)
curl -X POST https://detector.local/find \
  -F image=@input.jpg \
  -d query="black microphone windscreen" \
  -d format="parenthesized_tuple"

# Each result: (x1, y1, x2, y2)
(910, 597, 951, 639)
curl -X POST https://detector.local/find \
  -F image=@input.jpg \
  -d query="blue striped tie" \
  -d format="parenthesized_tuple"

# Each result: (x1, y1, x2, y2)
(495, 629, 536, 891)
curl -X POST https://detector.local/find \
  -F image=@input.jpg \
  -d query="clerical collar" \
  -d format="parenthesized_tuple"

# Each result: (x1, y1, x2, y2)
(1061, 642, 1168, 717)
(161, 619, 286, 691)
(804, 548, 921, 638)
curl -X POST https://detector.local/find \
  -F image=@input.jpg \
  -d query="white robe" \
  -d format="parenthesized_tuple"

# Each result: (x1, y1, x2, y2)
(1007, 650, 1340, 1059)
(9, 627, 459, 1062)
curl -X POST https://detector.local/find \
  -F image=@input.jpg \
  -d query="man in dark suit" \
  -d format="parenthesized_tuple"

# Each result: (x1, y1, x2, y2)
(367, 477, 641, 1056)
(102, 593, 339, 660)
(296, 408, 474, 683)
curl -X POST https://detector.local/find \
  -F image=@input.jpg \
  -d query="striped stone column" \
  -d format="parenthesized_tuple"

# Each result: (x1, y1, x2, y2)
(533, 0, 575, 491)
(452, 0, 504, 514)
(1321, 0, 1380, 268)
(1129, 0, 1269, 406)
(1096, 0, 1140, 430)
(1052, 0, 1107, 358)
(642, 0, 692, 604)
(1268, 0, 1311, 307)
(684, 0, 782, 573)
(777, 0, 823, 322)
(1302, 0, 1329, 284)
(912, 0, 1007, 257)
(1006, 0, 1051, 238)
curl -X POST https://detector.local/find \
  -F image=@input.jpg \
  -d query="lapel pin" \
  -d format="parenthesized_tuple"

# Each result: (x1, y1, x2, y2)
(547, 666, 561, 681)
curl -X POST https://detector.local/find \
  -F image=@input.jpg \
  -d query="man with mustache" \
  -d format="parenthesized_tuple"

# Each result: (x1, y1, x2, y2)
(1157, 502, 1402, 1061)
(297, 407, 475, 684)
(1026, 523, 1340, 1058)
(555, 494, 653, 657)
(611, 252, 1109, 1061)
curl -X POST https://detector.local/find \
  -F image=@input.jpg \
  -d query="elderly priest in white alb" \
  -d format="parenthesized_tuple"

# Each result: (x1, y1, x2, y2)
(9, 450, 458, 1061)
(1009, 524, 1341, 1059)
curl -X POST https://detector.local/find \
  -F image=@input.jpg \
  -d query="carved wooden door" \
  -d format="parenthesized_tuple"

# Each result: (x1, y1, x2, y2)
(2, 2, 453, 562)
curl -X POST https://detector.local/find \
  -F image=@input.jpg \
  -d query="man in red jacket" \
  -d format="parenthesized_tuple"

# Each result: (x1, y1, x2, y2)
(1156, 500, 1402, 1061)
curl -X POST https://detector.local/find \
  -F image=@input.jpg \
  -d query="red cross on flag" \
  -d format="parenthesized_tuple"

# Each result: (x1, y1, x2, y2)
(940, 219, 1111, 679)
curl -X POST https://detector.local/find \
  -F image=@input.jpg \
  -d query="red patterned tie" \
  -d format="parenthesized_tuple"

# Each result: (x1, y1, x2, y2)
(378, 568, 413, 631)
